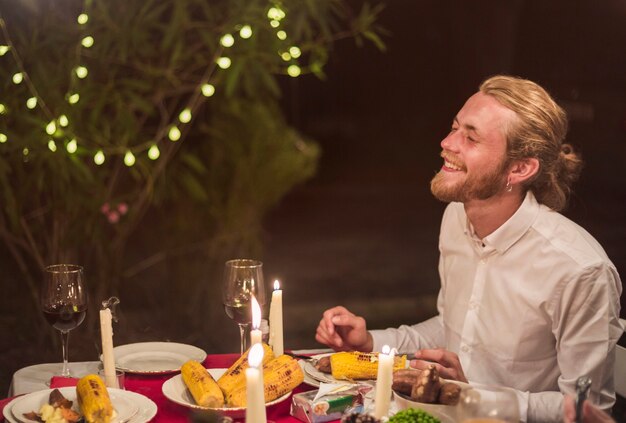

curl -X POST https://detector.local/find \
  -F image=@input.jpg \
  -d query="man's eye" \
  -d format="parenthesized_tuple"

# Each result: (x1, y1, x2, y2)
(450, 127, 458, 133)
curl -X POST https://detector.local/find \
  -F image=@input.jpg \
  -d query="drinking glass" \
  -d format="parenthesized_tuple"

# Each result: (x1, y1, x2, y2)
(457, 385, 520, 423)
(221, 259, 266, 354)
(41, 264, 87, 377)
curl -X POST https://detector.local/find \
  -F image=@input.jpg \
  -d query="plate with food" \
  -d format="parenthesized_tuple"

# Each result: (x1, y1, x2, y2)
(300, 351, 408, 386)
(391, 365, 470, 423)
(163, 344, 303, 418)
(6, 377, 156, 423)
(112, 341, 207, 375)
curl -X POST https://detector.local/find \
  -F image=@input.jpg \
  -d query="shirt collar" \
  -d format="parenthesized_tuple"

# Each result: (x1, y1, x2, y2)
(464, 190, 541, 254)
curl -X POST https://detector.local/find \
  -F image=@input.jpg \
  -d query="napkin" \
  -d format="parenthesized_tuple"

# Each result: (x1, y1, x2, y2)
(312, 382, 356, 402)
(50, 376, 78, 388)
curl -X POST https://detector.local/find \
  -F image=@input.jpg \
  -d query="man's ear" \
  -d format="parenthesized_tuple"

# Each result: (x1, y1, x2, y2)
(508, 158, 539, 185)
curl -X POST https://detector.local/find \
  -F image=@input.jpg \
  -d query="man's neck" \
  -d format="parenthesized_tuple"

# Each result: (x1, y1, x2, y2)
(463, 192, 525, 239)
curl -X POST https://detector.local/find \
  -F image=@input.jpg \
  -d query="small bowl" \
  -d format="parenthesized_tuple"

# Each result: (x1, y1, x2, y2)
(392, 380, 469, 423)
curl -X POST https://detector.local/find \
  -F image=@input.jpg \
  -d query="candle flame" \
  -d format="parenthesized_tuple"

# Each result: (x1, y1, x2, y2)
(274, 279, 280, 290)
(382, 344, 390, 355)
(248, 342, 264, 368)
(251, 294, 261, 329)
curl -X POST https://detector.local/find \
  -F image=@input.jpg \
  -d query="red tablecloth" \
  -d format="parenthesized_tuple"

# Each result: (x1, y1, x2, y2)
(1, 354, 318, 423)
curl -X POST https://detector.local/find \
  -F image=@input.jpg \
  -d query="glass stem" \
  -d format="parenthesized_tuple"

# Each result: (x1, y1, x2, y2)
(238, 324, 247, 355)
(60, 329, 70, 377)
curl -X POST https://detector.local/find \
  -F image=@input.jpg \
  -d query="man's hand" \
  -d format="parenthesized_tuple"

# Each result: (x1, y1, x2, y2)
(409, 348, 468, 383)
(315, 306, 373, 351)
(563, 395, 615, 423)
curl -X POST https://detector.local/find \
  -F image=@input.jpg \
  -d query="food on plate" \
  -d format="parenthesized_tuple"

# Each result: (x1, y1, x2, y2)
(76, 374, 114, 423)
(22, 388, 81, 423)
(392, 365, 461, 406)
(340, 412, 381, 422)
(316, 351, 406, 380)
(387, 407, 441, 423)
(217, 342, 275, 394)
(181, 360, 225, 407)
(225, 354, 304, 407)
(314, 355, 332, 373)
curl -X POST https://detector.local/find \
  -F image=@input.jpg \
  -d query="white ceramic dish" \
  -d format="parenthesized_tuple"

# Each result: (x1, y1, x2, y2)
(4, 387, 157, 423)
(392, 380, 470, 423)
(162, 368, 291, 418)
(113, 342, 207, 374)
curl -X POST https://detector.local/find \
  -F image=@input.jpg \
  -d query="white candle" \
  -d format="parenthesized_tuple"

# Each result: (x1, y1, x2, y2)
(373, 345, 394, 419)
(268, 280, 283, 356)
(99, 308, 118, 388)
(250, 294, 263, 346)
(245, 343, 267, 423)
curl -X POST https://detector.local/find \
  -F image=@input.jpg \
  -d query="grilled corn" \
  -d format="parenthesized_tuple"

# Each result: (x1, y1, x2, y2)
(217, 342, 274, 395)
(330, 351, 406, 380)
(76, 374, 113, 423)
(181, 360, 224, 407)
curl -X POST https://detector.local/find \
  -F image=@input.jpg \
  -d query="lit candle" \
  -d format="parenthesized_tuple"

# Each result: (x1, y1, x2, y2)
(268, 280, 283, 356)
(245, 343, 267, 423)
(373, 345, 394, 418)
(99, 308, 118, 388)
(250, 294, 263, 346)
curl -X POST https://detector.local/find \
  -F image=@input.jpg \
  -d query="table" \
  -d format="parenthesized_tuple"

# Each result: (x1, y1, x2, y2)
(2, 353, 321, 423)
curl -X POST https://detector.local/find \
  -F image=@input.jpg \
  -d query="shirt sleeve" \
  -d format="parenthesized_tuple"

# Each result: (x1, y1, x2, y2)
(369, 314, 445, 352)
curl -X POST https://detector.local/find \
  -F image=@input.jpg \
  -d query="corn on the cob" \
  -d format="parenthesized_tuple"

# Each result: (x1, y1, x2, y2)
(76, 374, 113, 423)
(181, 360, 224, 407)
(226, 354, 304, 407)
(330, 351, 406, 380)
(217, 342, 274, 395)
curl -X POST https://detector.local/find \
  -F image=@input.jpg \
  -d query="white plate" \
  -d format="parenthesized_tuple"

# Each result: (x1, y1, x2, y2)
(162, 368, 291, 418)
(5, 387, 156, 423)
(392, 380, 471, 423)
(301, 353, 340, 385)
(297, 359, 323, 387)
(113, 342, 207, 374)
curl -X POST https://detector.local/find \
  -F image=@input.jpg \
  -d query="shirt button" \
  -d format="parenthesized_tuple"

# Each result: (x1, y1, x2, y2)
(460, 344, 470, 353)
(469, 301, 479, 310)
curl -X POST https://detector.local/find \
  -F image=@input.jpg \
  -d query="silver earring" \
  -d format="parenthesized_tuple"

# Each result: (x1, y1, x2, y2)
(506, 179, 513, 192)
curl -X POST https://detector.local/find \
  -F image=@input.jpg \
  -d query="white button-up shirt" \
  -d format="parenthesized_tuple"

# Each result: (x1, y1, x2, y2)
(371, 191, 623, 422)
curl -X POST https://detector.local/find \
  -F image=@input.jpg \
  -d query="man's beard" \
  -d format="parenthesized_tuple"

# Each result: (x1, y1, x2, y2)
(430, 159, 509, 203)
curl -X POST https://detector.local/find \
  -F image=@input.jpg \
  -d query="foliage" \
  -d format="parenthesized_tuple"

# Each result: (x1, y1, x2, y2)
(0, 0, 384, 336)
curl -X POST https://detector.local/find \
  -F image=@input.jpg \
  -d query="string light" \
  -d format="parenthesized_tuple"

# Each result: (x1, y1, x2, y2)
(12, 72, 23, 84)
(45, 120, 57, 135)
(66, 138, 78, 153)
(201, 84, 215, 97)
(148, 144, 160, 160)
(123, 150, 135, 166)
(287, 64, 301, 77)
(68, 93, 80, 104)
(0, 104, 6, 114)
(267, 7, 285, 20)
(270, 20, 280, 28)
(75, 66, 88, 79)
(281, 52, 291, 61)
(220, 34, 235, 47)
(23, 147, 29, 156)
(178, 108, 192, 123)
(26, 97, 37, 109)
(289, 46, 301, 58)
(94, 150, 105, 165)
(58, 115, 69, 127)
(276, 30, 287, 40)
(0, 45, 9, 55)
(239, 25, 253, 39)
(0, 133, 7, 143)
(77, 13, 89, 25)
(216, 57, 231, 69)
(47, 140, 57, 151)
(81, 36, 94, 48)
(168, 126, 181, 141)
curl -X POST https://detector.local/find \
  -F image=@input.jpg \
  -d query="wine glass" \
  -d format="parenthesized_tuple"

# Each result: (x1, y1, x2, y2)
(457, 385, 520, 423)
(222, 259, 266, 355)
(41, 264, 88, 377)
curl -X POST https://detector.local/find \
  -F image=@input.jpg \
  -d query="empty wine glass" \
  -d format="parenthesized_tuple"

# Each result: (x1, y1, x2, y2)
(41, 264, 88, 377)
(457, 385, 520, 423)
(221, 259, 266, 354)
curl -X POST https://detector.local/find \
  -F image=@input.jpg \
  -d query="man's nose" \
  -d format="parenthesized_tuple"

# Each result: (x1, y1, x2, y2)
(440, 132, 459, 152)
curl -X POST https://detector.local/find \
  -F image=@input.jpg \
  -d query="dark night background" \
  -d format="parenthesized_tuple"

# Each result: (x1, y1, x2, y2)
(2, 0, 625, 414)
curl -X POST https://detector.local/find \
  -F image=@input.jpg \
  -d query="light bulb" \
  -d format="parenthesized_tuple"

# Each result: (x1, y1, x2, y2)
(281, 52, 291, 61)
(0, 104, 6, 114)
(81, 36, 94, 48)
(289, 46, 301, 58)
(94, 150, 105, 165)
(58, 115, 69, 127)
(124, 150, 136, 166)
(68, 93, 80, 104)
(220, 34, 235, 47)
(0, 133, 7, 143)
(287, 64, 301, 77)
(12, 72, 23, 84)
(239, 25, 252, 39)
(77, 13, 89, 24)
(216, 57, 231, 69)
(277, 30, 287, 40)
(26, 97, 37, 109)
(66, 139, 78, 153)
(0, 45, 9, 56)
(23, 148, 29, 156)
(201, 83, 215, 97)
(48, 140, 57, 151)
(179, 108, 192, 123)
(270, 20, 280, 28)
(168, 126, 181, 141)
(45, 121, 57, 135)
(75, 66, 88, 79)
(148, 144, 160, 160)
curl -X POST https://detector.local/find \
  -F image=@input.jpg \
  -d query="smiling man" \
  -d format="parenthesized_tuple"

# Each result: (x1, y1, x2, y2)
(315, 76, 623, 422)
